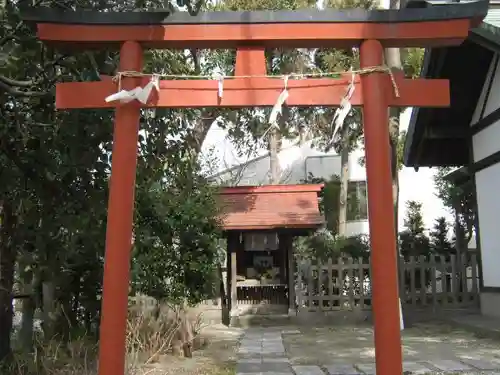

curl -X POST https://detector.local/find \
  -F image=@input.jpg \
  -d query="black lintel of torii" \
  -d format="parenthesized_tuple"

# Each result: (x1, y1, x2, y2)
(20, 0, 488, 26)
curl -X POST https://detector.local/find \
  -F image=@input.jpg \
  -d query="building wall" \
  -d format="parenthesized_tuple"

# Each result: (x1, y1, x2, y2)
(470, 53, 500, 316)
(213, 141, 367, 185)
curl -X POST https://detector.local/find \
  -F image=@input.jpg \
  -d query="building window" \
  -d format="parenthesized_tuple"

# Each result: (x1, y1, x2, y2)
(347, 181, 368, 221)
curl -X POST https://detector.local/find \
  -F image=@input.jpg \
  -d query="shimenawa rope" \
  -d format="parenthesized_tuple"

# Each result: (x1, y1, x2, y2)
(111, 65, 400, 98)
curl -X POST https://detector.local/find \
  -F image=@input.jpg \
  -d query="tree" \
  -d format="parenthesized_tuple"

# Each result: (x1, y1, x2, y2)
(311, 0, 373, 236)
(381, 0, 404, 246)
(132, 156, 222, 305)
(295, 227, 369, 261)
(451, 218, 468, 252)
(399, 200, 430, 258)
(297, 173, 370, 261)
(303, 173, 341, 233)
(1, 0, 116, 352)
(330, 110, 364, 236)
(374, 0, 426, 252)
(434, 167, 476, 243)
(429, 217, 453, 255)
(207, 0, 316, 161)
(0, 0, 226, 361)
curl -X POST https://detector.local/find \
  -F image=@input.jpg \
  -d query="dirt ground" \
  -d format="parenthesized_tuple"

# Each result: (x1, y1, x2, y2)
(136, 324, 243, 375)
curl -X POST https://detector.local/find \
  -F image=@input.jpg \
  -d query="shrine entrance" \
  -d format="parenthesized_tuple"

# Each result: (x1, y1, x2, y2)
(23, 3, 487, 375)
(219, 185, 324, 319)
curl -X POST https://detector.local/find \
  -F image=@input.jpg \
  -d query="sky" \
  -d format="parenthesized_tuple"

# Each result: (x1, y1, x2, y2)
(397, 110, 453, 231)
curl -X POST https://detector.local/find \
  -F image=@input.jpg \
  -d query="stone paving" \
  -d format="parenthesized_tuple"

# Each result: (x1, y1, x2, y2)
(235, 328, 500, 375)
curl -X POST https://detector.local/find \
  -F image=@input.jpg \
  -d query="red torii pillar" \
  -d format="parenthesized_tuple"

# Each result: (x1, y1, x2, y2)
(25, 7, 484, 375)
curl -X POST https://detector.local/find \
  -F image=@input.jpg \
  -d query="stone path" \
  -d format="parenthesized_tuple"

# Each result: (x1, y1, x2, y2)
(236, 328, 500, 375)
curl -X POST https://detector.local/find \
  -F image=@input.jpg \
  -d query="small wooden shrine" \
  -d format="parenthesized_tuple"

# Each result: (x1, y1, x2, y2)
(218, 184, 324, 317)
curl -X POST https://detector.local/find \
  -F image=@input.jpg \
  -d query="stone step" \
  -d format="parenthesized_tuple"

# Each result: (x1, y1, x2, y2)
(233, 314, 292, 328)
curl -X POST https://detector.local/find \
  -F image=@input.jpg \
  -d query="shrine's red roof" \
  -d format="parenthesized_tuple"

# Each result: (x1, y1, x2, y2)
(218, 184, 324, 231)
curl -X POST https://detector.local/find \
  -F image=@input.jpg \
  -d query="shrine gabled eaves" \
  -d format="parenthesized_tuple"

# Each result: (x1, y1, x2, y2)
(219, 184, 324, 231)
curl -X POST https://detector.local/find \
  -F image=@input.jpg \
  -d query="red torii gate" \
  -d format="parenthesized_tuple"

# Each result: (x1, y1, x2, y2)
(22, 4, 486, 375)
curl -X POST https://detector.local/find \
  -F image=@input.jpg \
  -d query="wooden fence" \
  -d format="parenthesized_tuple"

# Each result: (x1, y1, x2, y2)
(296, 252, 479, 312)
(237, 285, 288, 305)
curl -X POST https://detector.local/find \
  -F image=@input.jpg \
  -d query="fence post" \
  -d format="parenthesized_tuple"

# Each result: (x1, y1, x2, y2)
(296, 261, 303, 310)
(419, 255, 427, 307)
(408, 256, 417, 307)
(308, 261, 314, 311)
(439, 255, 449, 306)
(358, 257, 366, 308)
(327, 258, 334, 310)
(348, 257, 355, 310)
(429, 255, 437, 310)
(398, 256, 406, 306)
(459, 253, 467, 304)
(450, 254, 457, 306)
(470, 252, 479, 305)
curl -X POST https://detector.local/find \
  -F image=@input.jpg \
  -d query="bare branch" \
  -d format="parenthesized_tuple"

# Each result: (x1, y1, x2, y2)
(0, 79, 49, 97)
(185, 0, 204, 16)
(0, 21, 23, 47)
(0, 75, 34, 88)
(189, 49, 201, 74)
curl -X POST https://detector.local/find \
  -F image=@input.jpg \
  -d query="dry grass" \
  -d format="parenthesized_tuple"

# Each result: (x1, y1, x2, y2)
(7, 304, 237, 375)
(8, 336, 99, 375)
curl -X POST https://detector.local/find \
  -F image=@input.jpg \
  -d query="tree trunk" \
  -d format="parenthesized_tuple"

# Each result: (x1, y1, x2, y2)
(338, 125, 350, 236)
(389, 114, 401, 240)
(0, 202, 16, 362)
(384, 0, 403, 249)
(382, 0, 403, 306)
(269, 128, 281, 184)
(42, 280, 56, 339)
(454, 204, 464, 293)
(19, 264, 38, 351)
(191, 115, 216, 153)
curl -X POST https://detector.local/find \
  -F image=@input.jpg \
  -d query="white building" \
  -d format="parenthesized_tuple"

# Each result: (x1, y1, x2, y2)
(203, 109, 449, 237)
(404, 7, 500, 317)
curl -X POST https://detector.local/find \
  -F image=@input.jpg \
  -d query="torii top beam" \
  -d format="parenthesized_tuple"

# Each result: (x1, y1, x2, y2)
(19, 2, 488, 110)
(23, 2, 487, 49)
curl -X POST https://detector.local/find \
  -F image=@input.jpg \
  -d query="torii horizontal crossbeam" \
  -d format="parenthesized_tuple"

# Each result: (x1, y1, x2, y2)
(34, 20, 470, 49)
(56, 73, 449, 109)
(21, 3, 488, 49)
(21, 5, 486, 25)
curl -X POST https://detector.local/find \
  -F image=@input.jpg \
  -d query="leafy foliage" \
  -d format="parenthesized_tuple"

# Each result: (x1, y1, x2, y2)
(0, 0, 223, 362)
(402, 48, 425, 79)
(295, 173, 370, 261)
(429, 217, 453, 255)
(399, 200, 431, 258)
(434, 167, 476, 242)
(303, 173, 341, 232)
(294, 228, 370, 262)
(132, 159, 222, 305)
(302, 173, 366, 233)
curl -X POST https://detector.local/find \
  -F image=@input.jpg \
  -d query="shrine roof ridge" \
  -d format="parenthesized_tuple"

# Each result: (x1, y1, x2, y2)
(21, 1, 488, 26)
(220, 184, 324, 195)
